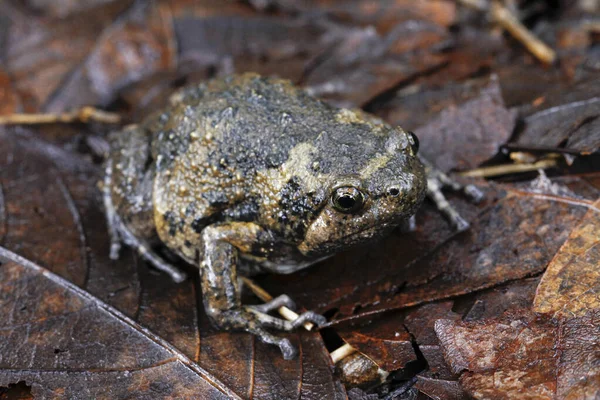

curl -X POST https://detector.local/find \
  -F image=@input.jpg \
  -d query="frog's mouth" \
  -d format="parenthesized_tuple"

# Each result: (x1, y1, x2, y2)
(345, 223, 391, 239)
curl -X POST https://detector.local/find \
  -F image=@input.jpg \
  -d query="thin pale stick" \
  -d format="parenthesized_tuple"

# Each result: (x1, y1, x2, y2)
(330, 343, 357, 364)
(0, 107, 121, 125)
(491, 2, 556, 64)
(459, 158, 558, 178)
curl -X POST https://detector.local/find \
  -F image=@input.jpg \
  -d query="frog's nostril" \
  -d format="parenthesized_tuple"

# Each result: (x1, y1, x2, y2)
(388, 187, 400, 197)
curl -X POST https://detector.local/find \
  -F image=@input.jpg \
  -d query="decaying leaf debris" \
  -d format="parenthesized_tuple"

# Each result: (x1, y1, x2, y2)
(0, 0, 599, 399)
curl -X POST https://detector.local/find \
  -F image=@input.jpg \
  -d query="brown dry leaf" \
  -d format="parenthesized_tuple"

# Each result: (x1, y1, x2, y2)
(0, 130, 346, 399)
(169, 2, 330, 84)
(414, 377, 467, 400)
(415, 78, 517, 173)
(435, 311, 600, 399)
(3, 1, 133, 112)
(533, 198, 600, 317)
(0, 247, 237, 399)
(337, 318, 416, 372)
(44, 2, 177, 112)
(305, 24, 448, 108)
(515, 77, 600, 155)
(3, 1, 177, 112)
(0, 68, 20, 115)
(284, 0, 457, 33)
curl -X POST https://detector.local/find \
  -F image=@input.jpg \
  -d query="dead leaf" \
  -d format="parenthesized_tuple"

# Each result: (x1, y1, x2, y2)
(533, 199, 600, 317)
(435, 311, 600, 400)
(515, 77, 600, 155)
(0, 68, 20, 115)
(3, 1, 133, 112)
(285, 0, 457, 33)
(415, 79, 517, 172)
(305, 25, 448, 108)
(0, 246, 237, 399)
(337, 318, 416, 372)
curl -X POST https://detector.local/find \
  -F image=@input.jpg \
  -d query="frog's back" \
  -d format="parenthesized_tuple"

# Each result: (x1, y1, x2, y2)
(151, 73, 337, 178)
(148, 74, 331, 257)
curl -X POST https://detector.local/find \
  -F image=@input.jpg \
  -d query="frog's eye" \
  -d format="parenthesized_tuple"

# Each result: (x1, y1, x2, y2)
(407, 131, 419, 155)
(331, 186, 365, 214)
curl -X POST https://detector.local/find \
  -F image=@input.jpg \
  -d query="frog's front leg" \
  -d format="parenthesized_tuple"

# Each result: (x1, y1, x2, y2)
(200, 222, 326, 359)
(420, 156, 484, 231)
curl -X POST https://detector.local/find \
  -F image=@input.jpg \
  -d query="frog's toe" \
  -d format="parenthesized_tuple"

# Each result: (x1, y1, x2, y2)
(291, 311, 327, 329)
(250, 294, 296, 313)
(109, 242, 122, 260)
(278, 338, 298, 360)
(464, 183, 484, 203)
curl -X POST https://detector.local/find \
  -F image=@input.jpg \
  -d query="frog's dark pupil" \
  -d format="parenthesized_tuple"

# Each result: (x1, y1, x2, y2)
(389, 188, 400, 196)
(332, 186, 364, 213)
(338, 195, 356, 209)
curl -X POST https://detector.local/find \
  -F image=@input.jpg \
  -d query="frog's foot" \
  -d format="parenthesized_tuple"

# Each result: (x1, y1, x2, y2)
(423, 159, 484, 231)
(212, 308, 306, 359)
(246, 306, 327, 331)
(246, 293, 327, 330)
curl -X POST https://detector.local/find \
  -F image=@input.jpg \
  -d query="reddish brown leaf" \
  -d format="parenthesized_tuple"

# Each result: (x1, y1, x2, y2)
(286, 0, 457, 33)
(338, 317, 416, 372)
(533, 198, 600, 317)
(515, 77, 600, 155)
(415, 79, 517, 172)
(0, 68, 20, 115)
(0, 247, 237, 399)
(435, 312, 600, 399)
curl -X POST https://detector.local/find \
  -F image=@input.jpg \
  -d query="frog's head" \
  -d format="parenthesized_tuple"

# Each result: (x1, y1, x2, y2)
(296, 116, 427, 258)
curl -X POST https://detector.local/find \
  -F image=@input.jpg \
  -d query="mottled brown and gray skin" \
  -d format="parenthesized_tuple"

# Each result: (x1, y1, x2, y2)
(103, 73, 467, 359)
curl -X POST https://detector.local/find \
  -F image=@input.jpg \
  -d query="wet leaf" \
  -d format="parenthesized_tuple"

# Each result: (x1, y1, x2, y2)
(337, 317, 416, 372)
(435, 311, 600, 399)
(415, 79, 517, 173)
(533, 199, 600, 317)
(0, 247, 236, 399)
(515, 77, 600, 155)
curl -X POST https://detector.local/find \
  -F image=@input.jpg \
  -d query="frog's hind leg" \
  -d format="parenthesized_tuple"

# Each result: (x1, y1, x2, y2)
(104, 159, 187, 283)
(421, 156, 484, 231)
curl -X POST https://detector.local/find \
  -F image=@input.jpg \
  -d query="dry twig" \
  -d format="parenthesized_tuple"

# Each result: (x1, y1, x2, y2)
(459, 158, 559, 178)
(458, 0, 557, 64)
(0, 107, 121, 125)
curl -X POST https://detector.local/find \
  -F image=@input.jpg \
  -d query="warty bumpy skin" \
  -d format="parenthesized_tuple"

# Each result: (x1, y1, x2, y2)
(102, 73, 462, 359)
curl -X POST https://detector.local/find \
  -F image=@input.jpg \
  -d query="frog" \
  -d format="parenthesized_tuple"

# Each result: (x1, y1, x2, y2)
(102, 73, 481, 359)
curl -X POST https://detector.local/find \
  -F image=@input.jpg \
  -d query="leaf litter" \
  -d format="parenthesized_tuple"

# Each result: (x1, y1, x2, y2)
(0, 0, 599, 398)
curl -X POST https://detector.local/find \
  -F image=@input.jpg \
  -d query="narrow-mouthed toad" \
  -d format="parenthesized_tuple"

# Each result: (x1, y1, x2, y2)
(103, 73, 479, 359)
